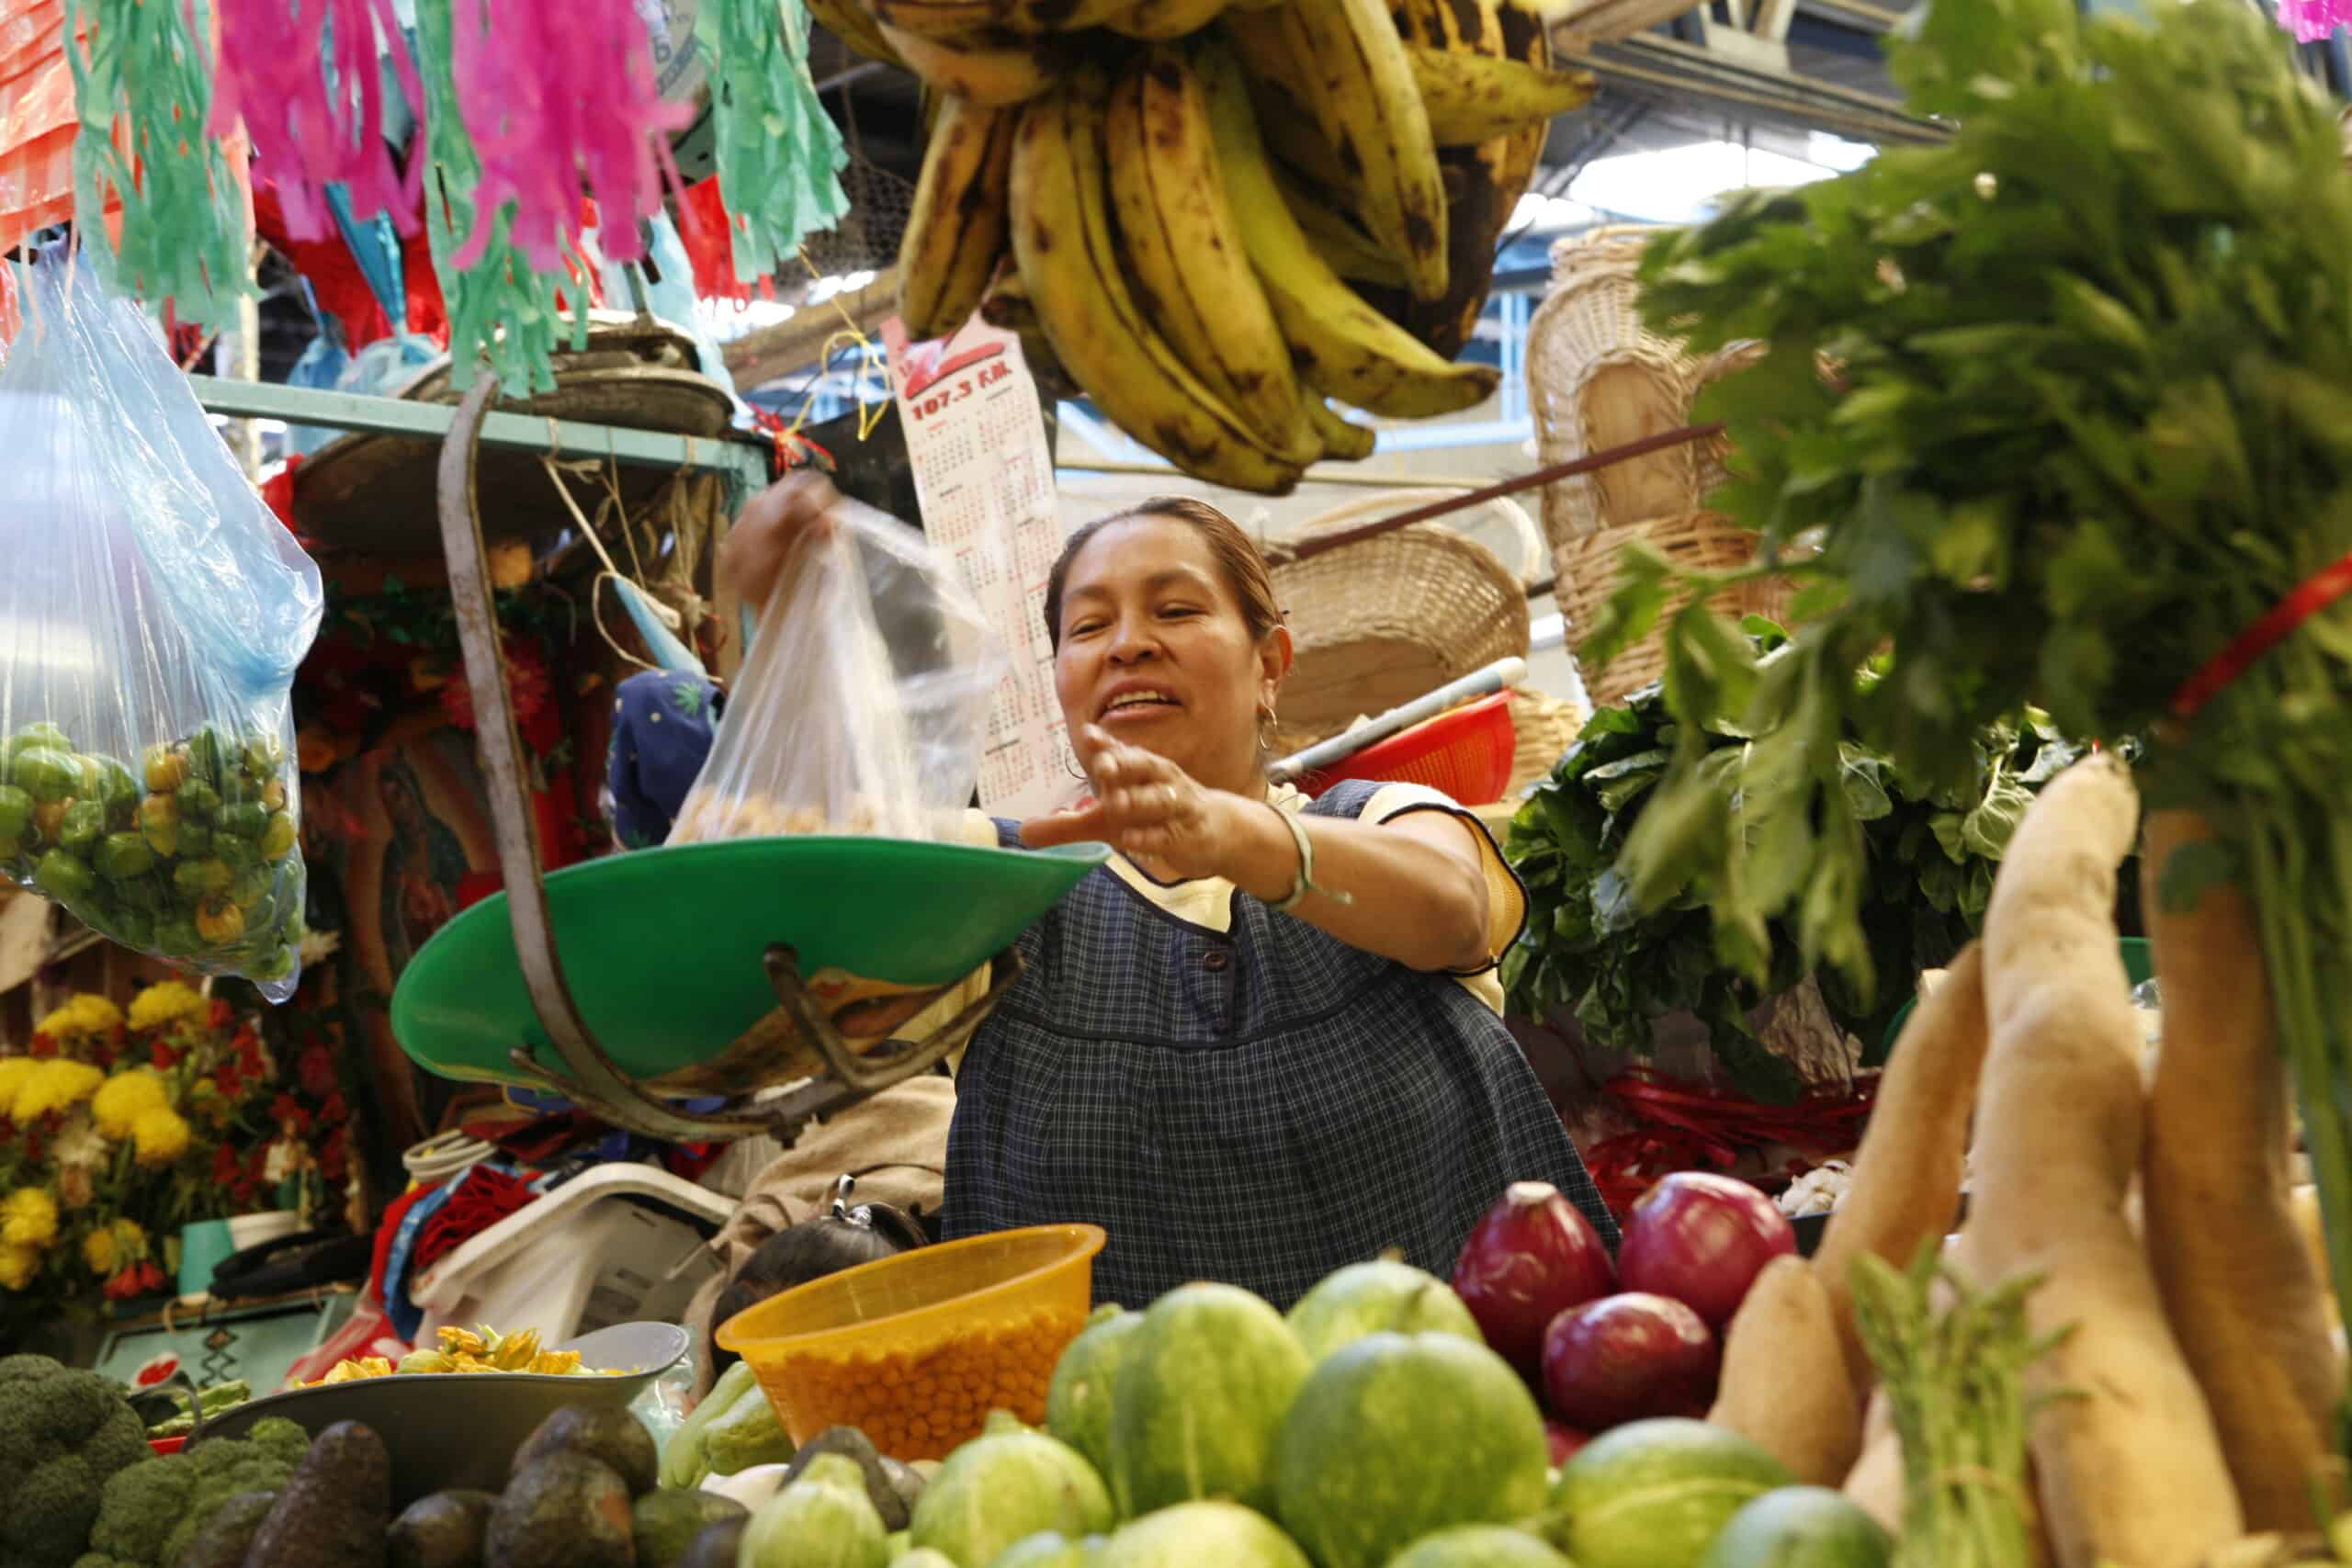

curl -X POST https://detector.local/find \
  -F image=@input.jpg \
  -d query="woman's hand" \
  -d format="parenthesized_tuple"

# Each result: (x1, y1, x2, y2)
(1021, 726, 1277, 885)
(720, 471, 841, 610)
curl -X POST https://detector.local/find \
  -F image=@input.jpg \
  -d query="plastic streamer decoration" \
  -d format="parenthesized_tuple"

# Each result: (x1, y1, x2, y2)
(61, 0, 252, 323)
(695, 0, 850, 283)
(208, 0, 425, 243)
(447, 0, 688, 271)
(409, 0, 585, 395)
(2277, 0, 2352, 41)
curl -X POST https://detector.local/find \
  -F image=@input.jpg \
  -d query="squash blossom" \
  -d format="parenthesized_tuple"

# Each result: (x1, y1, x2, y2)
(128, 980, 206, 1032)
(0, 1242, 38, 1291)
(34, 994, 122, 1039)
(2, 1187, 59, 1248)
(92, 1068, 170, 1140)
(13, 1059, 103, 1123)
(131, 1106, 192, 1168)
(0, 1059, 35, 1122)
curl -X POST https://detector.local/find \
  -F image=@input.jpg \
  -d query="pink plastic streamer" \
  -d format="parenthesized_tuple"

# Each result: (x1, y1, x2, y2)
(209, 0, 425, 241)
(2278, 0, 2352, 42)
(447, 0, 689, 270)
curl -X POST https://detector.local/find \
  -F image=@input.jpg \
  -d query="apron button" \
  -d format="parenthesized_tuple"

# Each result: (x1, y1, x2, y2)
(1203, 949, 1230, 972)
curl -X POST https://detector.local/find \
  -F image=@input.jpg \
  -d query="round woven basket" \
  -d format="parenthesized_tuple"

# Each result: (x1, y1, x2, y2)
(1506, 685, 1589, 796)
(1555, 511, 1794, 709)
(1269, 522, 1532, 752)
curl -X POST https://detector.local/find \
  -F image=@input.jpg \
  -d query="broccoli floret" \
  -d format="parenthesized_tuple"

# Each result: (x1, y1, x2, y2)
(158, 1423, 310, 1564)
(0, 1354, 152, 1568)
(82, 1458, 195, 1565)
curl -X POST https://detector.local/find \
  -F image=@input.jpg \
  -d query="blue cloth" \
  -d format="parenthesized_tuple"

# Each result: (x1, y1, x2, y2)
(605, 670, 725, 848)
(941, 779, 1618, 1312)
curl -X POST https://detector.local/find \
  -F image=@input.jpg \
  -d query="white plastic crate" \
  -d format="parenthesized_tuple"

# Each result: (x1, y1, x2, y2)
(408, 1163, 734, 1347)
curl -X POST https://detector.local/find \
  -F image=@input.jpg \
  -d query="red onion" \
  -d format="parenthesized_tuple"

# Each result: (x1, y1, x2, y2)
(1540, 1292, 1721, 1431)
(1616, 1171, 1796, 1328)
(1545, 1421, 1589, 1467)
(1453, 1181, 1617, 1379)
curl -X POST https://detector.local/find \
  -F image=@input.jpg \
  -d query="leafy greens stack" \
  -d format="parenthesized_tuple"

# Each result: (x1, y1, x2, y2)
(1595, 0, 2352, 1421)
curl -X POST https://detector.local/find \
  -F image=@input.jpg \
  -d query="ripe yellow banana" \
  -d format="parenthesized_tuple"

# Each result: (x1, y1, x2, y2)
(874, 19, 1068, 105)
(1219, 7, 1315, 103)
(1200, 40, 1497, 418)
(899, 97, 1019, 342)
(1305, 398, 1377, 462)
(1272, 163, 1410, 288)
(1106, 0, 1233, 38)
(1105, 49, 1315, 462)
(1407, 44, 1596, 143)
(1391, 0, 1504, 55)
(1245, 0, 1449, 301)
(1011, 73, 1305, 495)
(978, 259, 1037, 333)
(870, 0, 1142, 36)
(1242, 73, 1356, 195)
(808, 0, 910, 66)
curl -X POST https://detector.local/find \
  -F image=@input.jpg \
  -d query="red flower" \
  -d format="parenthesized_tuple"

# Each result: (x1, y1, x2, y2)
(217, 1063, 243, 1100)
(151, 1042, 180, 1071)
(209, 999, 233, 1031)
(270, 1093, 312, 1135)
(320, 1090, 348, 1125)
(28, 1033, 55, 1060)
(297, 1044, 338, 1100)
(212, 1144, 241, 1185)
(320, 1126, 347, 1182)
(237, 1038, 266, 1079)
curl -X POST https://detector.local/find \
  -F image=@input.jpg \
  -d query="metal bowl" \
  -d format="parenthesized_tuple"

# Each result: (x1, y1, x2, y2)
(197, 1321, 688, 1506)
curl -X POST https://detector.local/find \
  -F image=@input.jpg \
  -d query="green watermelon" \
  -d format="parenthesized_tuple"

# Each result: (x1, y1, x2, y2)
(1286, 1260, 1486, 1363)
(739, 1452, 889, 1568)
(910, 1412, 1113, 1568)
(1047, 1304, 1146, 1483)
(1108, 1283, 1311, 1518)
(1697, 1487, 1892, 1568)
(986, 1531, 1104, 1568)
(1552, 1419, 1794, 1568)
(1272, 1332, 1550, 1568)
(1094, 1502, 1311, 1568)
(1384, 1526, 1576, 1567)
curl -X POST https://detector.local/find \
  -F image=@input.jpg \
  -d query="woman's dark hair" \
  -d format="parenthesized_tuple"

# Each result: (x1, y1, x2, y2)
(1042, 496, 1285, 650)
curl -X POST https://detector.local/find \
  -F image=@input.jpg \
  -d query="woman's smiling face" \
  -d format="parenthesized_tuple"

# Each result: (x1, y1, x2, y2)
(1050, 515, 1288, 794)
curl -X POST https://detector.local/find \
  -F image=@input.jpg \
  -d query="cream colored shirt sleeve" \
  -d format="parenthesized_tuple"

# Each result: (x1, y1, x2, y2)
(1360, 782, 1527, 1016)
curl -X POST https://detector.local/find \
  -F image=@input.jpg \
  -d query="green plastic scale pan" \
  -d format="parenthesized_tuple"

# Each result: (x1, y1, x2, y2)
(390, 835, 1110, 1089)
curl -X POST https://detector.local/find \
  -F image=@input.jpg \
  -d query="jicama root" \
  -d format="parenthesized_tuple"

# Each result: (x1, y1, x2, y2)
(1841, 1390, 1902, 1532)
(1959, 756, 2243, 1568)
(2142, 808, 2342, 1533)
(1708, 1254, 1861, 1483)
(1814, 942, 1992, 1392)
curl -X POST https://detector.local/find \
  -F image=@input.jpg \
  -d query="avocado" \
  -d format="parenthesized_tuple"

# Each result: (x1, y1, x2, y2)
(167, 1488, 277, 1568)
(509, 1402, 661, 1497)
(484, 1452, 635, 1568)
(632, 1489, 750, 1568)
(388, 1489, 499, 1568)
(779, 1426, 910, 1531)
(243, 1420, 392, 1568)
(674, 1517, 749, 1568)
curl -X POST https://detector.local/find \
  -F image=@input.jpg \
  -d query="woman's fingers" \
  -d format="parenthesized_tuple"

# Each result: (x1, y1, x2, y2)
(1020, 805, 1106, 847)
(721, 472, 841, 608)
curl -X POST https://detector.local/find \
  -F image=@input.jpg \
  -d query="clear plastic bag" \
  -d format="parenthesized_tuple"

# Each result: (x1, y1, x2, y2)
(0, 251, 324, 999)
(670, 495, 1001, 845)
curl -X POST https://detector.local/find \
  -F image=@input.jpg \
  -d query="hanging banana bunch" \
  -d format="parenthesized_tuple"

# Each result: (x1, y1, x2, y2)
(858, 0, 1592, 494)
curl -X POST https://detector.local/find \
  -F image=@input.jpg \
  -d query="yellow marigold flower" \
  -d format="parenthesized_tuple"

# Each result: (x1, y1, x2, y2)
(83, 1226, 117, 1276)
(34, 994, 122, 1040)
(1, 1187, 58, 1248)
(13, 1060, 103, 1123)
(131, 1106, 192, 1168)
(0, 1059, 35, 1123)
(127, 981, 206, 1032)
(92, 1069, 169, 1140)
(0, 1243, 37, 1292)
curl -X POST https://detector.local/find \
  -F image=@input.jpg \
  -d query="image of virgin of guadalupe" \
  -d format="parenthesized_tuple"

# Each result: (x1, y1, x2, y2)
(375, 756, 471, 976)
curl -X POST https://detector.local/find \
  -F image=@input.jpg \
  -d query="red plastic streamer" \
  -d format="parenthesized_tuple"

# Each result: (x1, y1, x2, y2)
(209, 0, 424, 241)
(2170, 543, 2352, 720)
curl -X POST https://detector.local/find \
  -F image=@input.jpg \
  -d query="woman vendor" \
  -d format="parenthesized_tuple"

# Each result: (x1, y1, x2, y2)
(719, 473, 1615, 1311)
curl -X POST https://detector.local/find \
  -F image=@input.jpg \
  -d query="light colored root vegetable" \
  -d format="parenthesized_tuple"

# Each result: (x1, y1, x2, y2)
(1814, 941, 1992, 1392)
(2143, 808, 2342, 1533)
(1960, 755, 2243, 1568)
(1708, 1254, 1861, 1484)
(1841, 1390, 1903, 1532)
(2199, 1534, 2335, 1568)
(2289, 1185, 2343, 1338)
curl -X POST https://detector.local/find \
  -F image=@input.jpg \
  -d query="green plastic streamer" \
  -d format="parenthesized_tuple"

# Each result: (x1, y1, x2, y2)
(411, 0, 586, 394)
(695, 0, 849, 283)
(62, 0, 251, 324)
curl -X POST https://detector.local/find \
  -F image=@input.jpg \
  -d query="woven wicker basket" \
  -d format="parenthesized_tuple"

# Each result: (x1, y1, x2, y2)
(1550, 0, 1706, 45)
(1268, 519, 1533, 752)
(1555, 511, 1793, 709)
(1507, 685, 1589, 796)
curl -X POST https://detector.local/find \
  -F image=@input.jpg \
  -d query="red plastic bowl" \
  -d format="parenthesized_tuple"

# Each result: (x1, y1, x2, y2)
(1303, 691, 1518, 805)
(148, 1435, 187, 1456)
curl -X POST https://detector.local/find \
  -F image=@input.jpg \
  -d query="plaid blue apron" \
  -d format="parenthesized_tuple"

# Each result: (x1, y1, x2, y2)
(943, 779, 1617, 1311)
